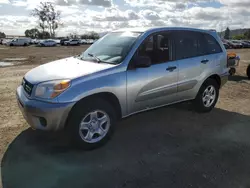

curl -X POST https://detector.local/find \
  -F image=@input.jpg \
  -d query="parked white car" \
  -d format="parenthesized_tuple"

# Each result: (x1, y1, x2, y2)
(31, 39, 40, 44)
(6, 38, 31, 46)
(64, 39, 80, 45)
(39, 40, 57, 47)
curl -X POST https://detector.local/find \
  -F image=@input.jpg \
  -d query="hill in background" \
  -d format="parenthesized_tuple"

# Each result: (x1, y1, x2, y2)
(218, 28, 250, 38)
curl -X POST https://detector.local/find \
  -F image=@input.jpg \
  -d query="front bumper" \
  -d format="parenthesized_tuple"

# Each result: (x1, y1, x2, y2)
(16, 86, 75, 131)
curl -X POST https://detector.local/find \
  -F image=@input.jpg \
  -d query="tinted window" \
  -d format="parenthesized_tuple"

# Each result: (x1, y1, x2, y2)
(137, 32, 174, 64)
(174, 31, 204, 60)
(202, 33, 222, 54)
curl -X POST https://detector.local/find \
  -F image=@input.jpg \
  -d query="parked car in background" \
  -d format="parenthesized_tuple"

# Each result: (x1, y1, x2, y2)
(240, 40, 250, 48)
(243, 40, 250, 44)
(227, 40, 242, 49)
(64, 39, 80, 45)
(38, 39, 57, 47)
(232, 40, 250, 48)
(2, 39, 10, 45)
(54, 39, 60, 45)
(17, 27, 229, 150)
(60, 38, 69, 45)
(86, 39, 94, 44)
(231, 40, 244, 48)
(223, 43, 230, 49)
(6, 38, 31, 46)
(81, 39, 88, 44)
(31, 39, 40, 45)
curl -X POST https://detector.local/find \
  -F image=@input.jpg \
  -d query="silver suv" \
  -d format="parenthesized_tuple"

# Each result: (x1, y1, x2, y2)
(16, 27, 229, 149)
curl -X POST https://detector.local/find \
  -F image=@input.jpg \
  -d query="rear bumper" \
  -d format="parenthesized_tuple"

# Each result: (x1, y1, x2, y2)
(220, 72, 229, 87)
(16, 86, 75, 131)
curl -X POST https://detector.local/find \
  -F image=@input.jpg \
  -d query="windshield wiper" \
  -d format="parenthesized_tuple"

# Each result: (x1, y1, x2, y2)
(87, 53, 102, 63)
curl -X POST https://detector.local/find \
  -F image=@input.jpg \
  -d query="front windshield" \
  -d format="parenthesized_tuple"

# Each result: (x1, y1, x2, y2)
(79, 31, 141, 64)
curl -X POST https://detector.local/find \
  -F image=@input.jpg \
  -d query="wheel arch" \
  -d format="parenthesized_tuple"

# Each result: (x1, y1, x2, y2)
(203, 74, 221, 88)
(66, 92, 122, 126)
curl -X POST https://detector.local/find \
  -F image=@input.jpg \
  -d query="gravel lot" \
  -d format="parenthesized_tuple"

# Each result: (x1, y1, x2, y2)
(0, 46, 250, 188)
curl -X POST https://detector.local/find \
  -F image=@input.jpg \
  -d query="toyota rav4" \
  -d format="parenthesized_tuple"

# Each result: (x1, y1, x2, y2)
(16, 27, 229, 149)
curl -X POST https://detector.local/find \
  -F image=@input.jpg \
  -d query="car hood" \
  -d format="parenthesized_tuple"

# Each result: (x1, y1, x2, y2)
(24, 57, 116, 84)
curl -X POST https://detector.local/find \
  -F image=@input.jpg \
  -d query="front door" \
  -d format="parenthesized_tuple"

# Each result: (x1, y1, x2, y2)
(126, 32, 178, 115)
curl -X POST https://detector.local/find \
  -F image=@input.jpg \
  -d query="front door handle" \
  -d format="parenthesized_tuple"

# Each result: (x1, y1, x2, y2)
(166, 66, 177, 72)
(201, 59, 209, 64)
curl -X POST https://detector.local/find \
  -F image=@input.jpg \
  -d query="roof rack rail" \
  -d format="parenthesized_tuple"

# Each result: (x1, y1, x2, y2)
(207, 29, 217, 32)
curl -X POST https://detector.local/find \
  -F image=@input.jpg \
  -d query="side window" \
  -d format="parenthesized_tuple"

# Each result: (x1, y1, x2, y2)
(137, 32, 173, 64)
(175, 31, 203, 60)
(202, 33, 222, 54)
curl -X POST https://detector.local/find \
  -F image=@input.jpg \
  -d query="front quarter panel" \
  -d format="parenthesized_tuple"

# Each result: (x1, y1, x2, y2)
(57, 65, 127, 116)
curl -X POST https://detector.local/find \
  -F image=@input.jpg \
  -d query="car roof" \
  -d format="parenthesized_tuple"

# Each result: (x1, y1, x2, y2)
(113, 27, 216, 35)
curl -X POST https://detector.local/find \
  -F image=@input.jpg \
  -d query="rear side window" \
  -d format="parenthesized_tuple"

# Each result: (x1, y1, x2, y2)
(202, 33, 222, 54)
(174, 31, 203, 60)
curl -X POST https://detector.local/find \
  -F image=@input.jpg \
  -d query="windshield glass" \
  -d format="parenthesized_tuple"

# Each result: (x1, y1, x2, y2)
(79, 31, 141, 64)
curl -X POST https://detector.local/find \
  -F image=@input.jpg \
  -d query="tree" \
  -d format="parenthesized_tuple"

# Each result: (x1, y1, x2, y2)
(38, 31, 50, 39)
(232, 34, 245, 40)
(244, 29, 250, 39)
(81, 34, 89, 39)
(32, 2, 47, 34)
(0, 32, 6, 38)
(68, 31, 78, 39)
(224, 27, 230, 39)
(80, 32, 100, 40)
(32, 2, 61, 38)
(25, 28, 40, 39)
(89, 31, 99, 39)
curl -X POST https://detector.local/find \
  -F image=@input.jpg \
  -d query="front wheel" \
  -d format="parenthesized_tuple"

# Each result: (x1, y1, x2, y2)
(247, 65, 250, 79)
(66, 98, 116, 150)
(193, 79, 219, 113)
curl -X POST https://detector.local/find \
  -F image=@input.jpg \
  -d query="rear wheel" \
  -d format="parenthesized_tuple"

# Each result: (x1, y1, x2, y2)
(247, 65, 250, 79)
(193, 79, 219, 113)
(66, 98, 116, 150)
(24, 43, 27, 46)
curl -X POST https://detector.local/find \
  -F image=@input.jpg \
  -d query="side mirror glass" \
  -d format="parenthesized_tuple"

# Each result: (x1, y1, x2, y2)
(133, 56, 151, 68)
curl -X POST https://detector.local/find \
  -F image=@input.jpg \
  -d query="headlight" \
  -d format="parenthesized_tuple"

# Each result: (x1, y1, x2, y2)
(34, 80, 71, 99)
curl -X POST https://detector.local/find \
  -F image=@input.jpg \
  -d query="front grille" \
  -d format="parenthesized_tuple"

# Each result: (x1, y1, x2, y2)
(22, 78, 33, 96)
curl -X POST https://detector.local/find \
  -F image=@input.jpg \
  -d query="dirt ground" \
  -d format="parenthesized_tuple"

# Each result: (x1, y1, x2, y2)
(0, 45, 250, 188)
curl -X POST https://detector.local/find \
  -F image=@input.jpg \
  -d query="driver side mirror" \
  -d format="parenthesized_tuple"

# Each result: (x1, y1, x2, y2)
(133, 56, 151, 68)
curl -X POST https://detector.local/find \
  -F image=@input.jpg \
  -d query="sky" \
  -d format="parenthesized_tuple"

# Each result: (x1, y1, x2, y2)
(0, 0, 250, 37)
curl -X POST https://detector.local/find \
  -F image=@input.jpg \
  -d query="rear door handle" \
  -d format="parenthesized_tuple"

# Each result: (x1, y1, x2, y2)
(201, 59, 209, 64)
(166, 66, 177, 72)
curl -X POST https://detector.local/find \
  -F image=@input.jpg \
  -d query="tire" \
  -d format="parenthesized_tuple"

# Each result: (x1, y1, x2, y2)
(193, 79, 219, 113)
(10, 43, 13, 46)
(229, 68, 236, 76)
(66, 98, 116, 150)
(24, 43, 27, 46)
(247, 65, 250, 79)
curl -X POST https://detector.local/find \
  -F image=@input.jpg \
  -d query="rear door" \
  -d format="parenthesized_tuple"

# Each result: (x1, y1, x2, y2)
(173, 30, 206, 100)
(126, 31, 178, 114)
